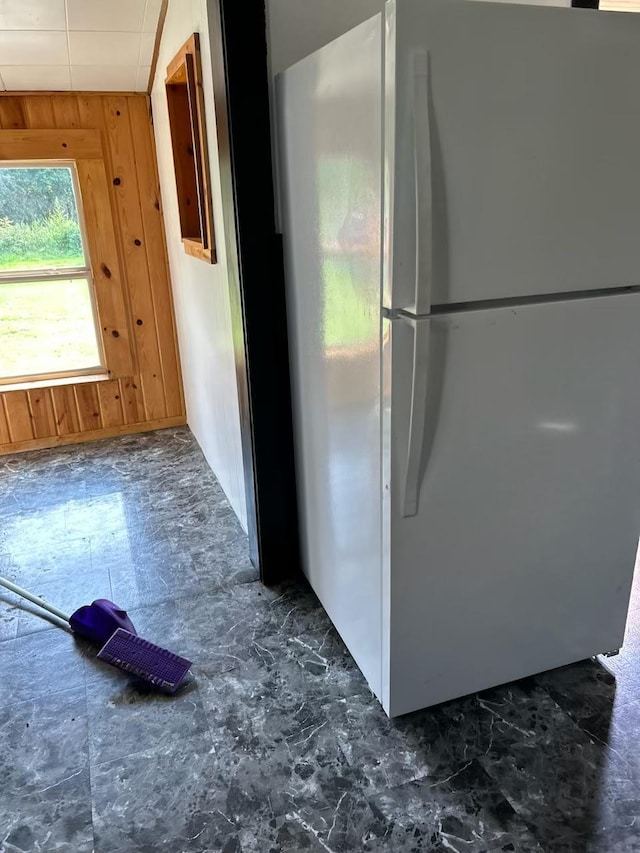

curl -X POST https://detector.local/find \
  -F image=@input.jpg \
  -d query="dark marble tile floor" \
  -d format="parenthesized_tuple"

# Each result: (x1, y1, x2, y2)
(1, 426, 640, 852)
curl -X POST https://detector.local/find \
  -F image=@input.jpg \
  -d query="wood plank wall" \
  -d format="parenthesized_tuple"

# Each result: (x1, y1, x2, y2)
(0, 93, 185, 454)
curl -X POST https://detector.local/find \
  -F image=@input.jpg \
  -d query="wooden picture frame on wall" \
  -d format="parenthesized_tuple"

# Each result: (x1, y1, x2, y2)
(165, 33, 216, 263)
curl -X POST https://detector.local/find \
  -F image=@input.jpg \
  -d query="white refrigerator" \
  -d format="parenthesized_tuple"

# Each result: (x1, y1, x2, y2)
(276, 0, 640, 717)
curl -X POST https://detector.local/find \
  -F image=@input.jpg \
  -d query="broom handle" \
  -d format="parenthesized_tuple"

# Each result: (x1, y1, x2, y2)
(0, 576, 70, 622)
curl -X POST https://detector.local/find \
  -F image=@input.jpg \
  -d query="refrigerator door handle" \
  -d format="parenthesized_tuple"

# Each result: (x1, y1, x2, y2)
(409, 50, 433, 316)
(402, 316, 431, 517)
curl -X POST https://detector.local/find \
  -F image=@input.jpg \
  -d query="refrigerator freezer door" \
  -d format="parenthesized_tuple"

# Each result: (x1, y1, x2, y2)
(277, 16, 385, 699)
(385, 293, 640, 716)
(385, 0, 640, 310)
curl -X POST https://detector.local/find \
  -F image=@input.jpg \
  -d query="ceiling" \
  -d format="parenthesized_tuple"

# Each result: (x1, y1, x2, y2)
(0, 0, 163, 93)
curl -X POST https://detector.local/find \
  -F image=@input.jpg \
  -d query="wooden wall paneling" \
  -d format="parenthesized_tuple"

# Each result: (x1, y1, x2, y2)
(26, 389, 56, 438)
(0, 129, 102, 160)
(2, 392, 34, 443)
(23, 98, 55, 128)
(0, 399, 11, 445)
(118, 377, 144, 425)
(0, 98, 26, 129)
(77, 95, 126, 265)
(74, 384, 102, 432)
(103, 96, 166, 421)
(0, 416, 186, 456)
(0, 94, 185, 456)
(129, 97, 184, 418)
(97, 379, 125, 428)
(52, 96, 81, 129)
(77, 95, 137, 370)
(51, 386, 81, 436)
(76, 158, 136, 378)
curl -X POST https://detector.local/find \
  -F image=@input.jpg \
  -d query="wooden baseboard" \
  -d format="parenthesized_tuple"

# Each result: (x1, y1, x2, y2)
(0, 416, 187, 456)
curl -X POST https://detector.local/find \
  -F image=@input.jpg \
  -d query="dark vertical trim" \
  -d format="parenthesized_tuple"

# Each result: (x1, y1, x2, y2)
(147, 0, 169, 94)
(207, 0, 300, 584)
(206, 0, 259, 567)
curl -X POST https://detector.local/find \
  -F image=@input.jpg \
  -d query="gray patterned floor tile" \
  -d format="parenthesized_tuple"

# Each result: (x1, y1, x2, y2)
(0, 629, 85, 704)
(2, 426, 640, 853)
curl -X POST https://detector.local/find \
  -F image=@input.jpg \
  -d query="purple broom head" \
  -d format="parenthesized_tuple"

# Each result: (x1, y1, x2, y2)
(97, 629, 192, 694)
(69, 600, 137, 645)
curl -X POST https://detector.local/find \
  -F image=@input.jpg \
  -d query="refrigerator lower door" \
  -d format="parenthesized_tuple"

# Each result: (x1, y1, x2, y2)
(384, 293, 640, 717)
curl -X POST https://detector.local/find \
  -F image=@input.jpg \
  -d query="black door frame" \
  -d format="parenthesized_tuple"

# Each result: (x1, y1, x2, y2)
(207, 0, 300, 585)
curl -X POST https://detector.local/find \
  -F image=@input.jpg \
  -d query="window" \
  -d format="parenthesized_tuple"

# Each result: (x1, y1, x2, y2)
(0, 163, 104, 384)
(165, 33, 216, 263)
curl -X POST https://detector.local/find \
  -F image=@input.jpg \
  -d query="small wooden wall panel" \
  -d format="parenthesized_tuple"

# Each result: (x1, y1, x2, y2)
(0, 93, 186, 455)
(3, 391, 33, 443)
(74, 384, 102, 432)
(77, 158, 135, 378)
(0, 128, 102, 159)
(52, 96, 81, 129)
(77, 95, 127, 268)
(97, 380, 125, 429)
(0, 400, 11, 445)
(27, 389, 57, 439)
(129, 97, 184, 419)
(52, 386, 81, 436)
(103, 96, 166, 421)
(23, 98, 55, 126)
(118, 377, 145, 425)
(0, 99, 25, 129)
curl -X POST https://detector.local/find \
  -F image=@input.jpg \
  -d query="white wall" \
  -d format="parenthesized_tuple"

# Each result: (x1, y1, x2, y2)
(151, 0, 248, 529)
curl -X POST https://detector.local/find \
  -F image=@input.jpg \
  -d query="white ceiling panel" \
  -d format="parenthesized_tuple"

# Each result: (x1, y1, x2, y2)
(136, 65, 151, 93)
(0, 64, 71, 90)
(0, 30, 68, 65)
(0, 0, 163, 92)
(69, 31, 141, 67)
(139, 32, 155, 66)
(0, 0, 66, 31)
(142, 0, 162, 33)
(70, 65, 138, 92)
(67, 0, 146, 33)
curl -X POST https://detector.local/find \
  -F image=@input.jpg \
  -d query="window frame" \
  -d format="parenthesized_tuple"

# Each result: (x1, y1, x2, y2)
(165, 33, 216, 264)
(0, 159, 106, 386)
